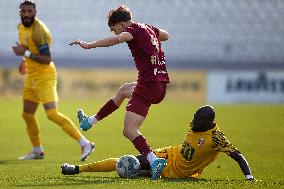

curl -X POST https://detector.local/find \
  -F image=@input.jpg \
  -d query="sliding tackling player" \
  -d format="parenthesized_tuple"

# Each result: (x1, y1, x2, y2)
(62, 105, 256, 181)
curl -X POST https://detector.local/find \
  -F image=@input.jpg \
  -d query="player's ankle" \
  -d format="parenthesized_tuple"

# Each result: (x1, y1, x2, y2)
(79, 137, 89, 147)
(75, 166, 80, 174)
(147, 151, 157, 166)
(33, 146, 44, 153)
(88, 115, 98, 125)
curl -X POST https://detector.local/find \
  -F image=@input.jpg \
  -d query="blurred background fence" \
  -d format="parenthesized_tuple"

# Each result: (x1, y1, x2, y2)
(1, 0, 284, 103)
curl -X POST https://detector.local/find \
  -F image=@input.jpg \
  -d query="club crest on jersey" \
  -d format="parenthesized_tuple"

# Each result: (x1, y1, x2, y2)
(198, 138, 205, 148)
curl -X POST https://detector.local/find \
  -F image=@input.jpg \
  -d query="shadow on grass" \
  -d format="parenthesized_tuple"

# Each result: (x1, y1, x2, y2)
(0, 159, 33, 165)
(11, 176, 213, 188)
(161, 178, 208, 183)
(13, 176, 134, 187)
(11, 177, 272, 188)
(0, 159, 58, 165)
(9, 174, 268, 187)
(160, 178, 267, 185)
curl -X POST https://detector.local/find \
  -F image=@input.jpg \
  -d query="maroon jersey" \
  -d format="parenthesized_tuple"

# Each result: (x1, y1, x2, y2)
(124, 23, 169, 83)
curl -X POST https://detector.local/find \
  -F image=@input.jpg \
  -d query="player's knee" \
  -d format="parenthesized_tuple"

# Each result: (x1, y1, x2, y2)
(123, 126, 136, 140)
(22, 112, 35, 121)
(45, 109, 70, 127)
(117, 83, 134, 98)
(123, 127, 131, 139)
(46, 109, 59, 121)
(116, 83, 127, 98)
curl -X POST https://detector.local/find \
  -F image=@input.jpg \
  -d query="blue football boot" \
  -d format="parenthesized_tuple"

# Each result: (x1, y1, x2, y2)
(77, 109, 92, 131)
(150, 158, 167, 179)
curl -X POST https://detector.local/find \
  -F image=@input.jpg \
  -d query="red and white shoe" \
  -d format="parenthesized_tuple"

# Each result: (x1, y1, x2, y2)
(19, 151, 45, 160)
(80, 142, 95, 161)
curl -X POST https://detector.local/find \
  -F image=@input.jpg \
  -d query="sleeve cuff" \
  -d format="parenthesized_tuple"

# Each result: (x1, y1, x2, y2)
(245, 175, 254, 180)
(24, 50, 31, 58)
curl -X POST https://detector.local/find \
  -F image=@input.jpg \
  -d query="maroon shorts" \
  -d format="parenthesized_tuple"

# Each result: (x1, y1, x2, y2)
(126, 81, 167, 117)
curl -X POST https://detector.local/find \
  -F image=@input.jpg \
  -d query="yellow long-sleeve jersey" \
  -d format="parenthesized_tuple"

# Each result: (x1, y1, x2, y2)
(155, 125, 237, 178)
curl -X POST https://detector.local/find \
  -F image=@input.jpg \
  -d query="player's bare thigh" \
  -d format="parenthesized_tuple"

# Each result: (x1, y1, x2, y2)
(112, 82, 137, 106)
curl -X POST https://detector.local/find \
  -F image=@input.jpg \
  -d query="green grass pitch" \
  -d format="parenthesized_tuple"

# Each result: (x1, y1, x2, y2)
(0, 97, 283, 189)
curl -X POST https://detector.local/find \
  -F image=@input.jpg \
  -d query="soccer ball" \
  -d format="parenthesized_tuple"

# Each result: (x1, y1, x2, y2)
(116, 155, 141, 178)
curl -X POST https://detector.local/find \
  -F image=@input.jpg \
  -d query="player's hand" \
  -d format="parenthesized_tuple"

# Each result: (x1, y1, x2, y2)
(12, 42, 27, 56)
(18, 61, 26, 75)
(69, 39, 90, 49)
(246, 177, 257, 182)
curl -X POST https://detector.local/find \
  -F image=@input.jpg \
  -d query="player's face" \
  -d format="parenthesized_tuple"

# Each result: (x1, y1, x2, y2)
(110, 22, 124, 35)
(19, 5, 36, 27)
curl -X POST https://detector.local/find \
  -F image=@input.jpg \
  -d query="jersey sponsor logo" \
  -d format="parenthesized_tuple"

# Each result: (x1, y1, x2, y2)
(150, 36, 159, 52)
(197, 138, 205, 148)
(151, 55, 166, 66)
(180, 141, 195, 161)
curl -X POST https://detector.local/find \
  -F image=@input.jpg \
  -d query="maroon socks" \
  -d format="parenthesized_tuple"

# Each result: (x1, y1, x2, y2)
(132, 135, 152, 157)
(96, 99, 119, 121)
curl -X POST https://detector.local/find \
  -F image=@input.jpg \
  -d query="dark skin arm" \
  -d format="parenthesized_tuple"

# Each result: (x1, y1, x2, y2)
(12, 42, 52, 64)
(230, 151, 256, 181)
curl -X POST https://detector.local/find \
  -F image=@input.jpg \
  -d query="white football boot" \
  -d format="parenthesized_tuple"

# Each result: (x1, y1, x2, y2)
(19, 151, 45, 160)
(80, 142, 95, 161)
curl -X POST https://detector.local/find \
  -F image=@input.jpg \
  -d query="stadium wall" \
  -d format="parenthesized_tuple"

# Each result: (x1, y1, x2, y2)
(0, 68, 206, 103)
(207, 71, 284, 103)
(1, 68, 284, 104)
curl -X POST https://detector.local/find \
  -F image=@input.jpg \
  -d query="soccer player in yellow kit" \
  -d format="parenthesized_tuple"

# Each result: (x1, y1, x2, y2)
(12, 0, 94, 161)
(61, 105, 256, 181)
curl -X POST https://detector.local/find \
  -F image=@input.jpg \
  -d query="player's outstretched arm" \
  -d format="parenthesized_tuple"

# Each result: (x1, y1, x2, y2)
(69, 32, 133, 49)
(69, 39, 91, 49)
(229, 151, 256, 181)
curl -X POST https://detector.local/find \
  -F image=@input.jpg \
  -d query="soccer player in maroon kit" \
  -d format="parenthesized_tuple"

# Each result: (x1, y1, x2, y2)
(69, 5, 170, 179)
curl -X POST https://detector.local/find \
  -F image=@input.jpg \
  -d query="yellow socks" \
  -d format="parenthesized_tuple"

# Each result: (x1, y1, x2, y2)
(22, 109, 87, 152)
(46, 109, 81, 140)
(22, 112, 41, 147)
(79, 158, 118, 173)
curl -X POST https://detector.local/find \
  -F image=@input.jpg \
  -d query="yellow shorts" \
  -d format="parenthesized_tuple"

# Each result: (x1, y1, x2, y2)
(154, 146, 201, 179)
(23, 76, 58, 104)
(155, 146, 181, 178)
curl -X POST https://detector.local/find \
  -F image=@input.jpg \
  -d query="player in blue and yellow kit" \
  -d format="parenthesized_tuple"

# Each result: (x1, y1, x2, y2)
(61, 105, 256, 181)
(12, 0, 94, 161)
